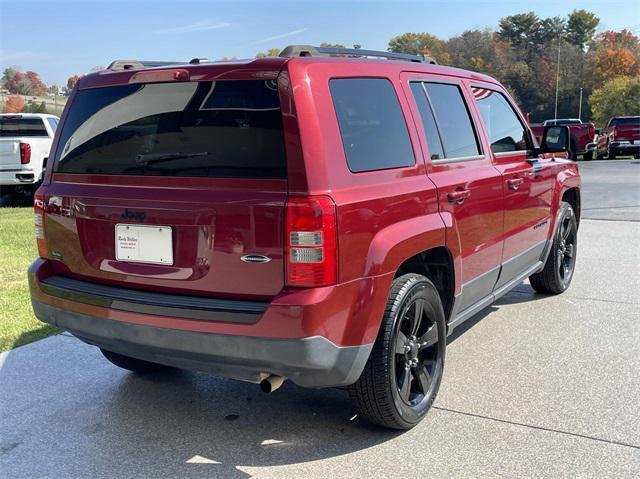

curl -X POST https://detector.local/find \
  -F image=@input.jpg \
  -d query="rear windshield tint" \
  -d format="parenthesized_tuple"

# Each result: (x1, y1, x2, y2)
(611, 117, 640, 126)
(0, 117, 49, 137)
(54, 80, 286, 178)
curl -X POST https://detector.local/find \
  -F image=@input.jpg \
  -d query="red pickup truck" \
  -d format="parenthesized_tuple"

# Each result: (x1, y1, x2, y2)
(596, 116, 640, 159)
(531, 119, 596, 160)
(28, 45, 580, 430)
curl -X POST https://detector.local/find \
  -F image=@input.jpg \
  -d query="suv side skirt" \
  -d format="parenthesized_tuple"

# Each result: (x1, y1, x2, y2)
(447, 240, 550, 333)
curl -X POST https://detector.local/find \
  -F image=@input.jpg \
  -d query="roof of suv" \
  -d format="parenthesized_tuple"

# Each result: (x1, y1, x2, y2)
(76, 55, 499, 90)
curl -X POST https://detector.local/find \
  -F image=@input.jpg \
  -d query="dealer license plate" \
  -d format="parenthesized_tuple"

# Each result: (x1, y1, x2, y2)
(115, 224, 173, 265)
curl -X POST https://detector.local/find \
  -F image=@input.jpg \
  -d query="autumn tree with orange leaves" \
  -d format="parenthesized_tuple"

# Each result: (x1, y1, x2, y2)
(4, 95, 26, 113)
(588, 30, 640, 88)
(67, 75, 81, 91)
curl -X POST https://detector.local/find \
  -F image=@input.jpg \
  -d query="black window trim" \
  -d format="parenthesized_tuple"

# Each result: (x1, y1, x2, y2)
(329, 76, 417, 174)
(469, 83, 535, 157)
(408, 78, 485, 164)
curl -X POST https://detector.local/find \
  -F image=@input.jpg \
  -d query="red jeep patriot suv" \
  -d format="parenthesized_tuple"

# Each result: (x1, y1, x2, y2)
(28, 45, 580, 430)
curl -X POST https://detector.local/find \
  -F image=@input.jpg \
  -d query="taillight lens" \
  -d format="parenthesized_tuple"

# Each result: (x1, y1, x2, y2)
(34, 188, 49, 258)
(588, 125, 595, 139)
(285, 196, 337, 287)
(20, 143, 31, 164)
(611, 127, 617, 140)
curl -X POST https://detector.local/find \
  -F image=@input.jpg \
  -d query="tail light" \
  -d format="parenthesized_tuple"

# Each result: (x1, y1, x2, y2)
(20, 143, 31, 164)
(34, 188, 49, 258)
(588, 124, 595, 139)
(285, 196, 337, 287)
(611, 126, 617, 140)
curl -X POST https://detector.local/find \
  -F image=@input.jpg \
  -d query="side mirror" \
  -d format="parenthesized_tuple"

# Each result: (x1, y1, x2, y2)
(539, 125, 570, 154)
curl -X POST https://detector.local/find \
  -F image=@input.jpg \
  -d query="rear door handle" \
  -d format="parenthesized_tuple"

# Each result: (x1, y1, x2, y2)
(507, 178, 524, 190)
(447, 189, 471, 204)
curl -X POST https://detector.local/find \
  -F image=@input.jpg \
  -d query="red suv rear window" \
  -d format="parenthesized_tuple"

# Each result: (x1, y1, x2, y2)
(53, 80, 286, 178)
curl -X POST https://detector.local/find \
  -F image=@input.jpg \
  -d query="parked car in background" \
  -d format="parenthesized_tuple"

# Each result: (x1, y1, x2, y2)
(28, 45, 580, 430)
(596, 116, 640, 159)
(531, 118, 596, 160)
(0, 113, 59, 199)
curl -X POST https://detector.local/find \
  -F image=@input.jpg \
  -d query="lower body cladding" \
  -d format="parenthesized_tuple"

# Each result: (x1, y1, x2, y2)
(28, 259, 382, 389)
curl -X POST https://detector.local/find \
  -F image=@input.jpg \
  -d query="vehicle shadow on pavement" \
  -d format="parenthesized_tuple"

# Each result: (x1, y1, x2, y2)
(89, 369, 401, 478)
(448, 283, 550, 344)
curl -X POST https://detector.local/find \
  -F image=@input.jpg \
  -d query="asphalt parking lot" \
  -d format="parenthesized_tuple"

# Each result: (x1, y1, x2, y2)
(1, 160, 639, 478)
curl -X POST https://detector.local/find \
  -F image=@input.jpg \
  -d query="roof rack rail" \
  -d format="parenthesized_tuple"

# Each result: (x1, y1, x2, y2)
(278, 45, 436, 64)
(107, 60, 185, 71)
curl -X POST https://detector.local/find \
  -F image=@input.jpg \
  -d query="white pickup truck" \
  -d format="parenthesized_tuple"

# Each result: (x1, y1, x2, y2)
(0, 113, 59, 198)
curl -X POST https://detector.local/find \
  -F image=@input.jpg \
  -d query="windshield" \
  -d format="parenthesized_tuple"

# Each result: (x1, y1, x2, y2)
(53, 80, 286, 178)
(0, 117, 49, 137)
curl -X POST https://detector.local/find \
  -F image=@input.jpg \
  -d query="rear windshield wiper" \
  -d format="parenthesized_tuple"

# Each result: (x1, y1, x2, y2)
(135, 151, 209, 165)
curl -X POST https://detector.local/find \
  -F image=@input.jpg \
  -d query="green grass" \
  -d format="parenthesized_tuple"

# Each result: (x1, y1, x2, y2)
(0, 207, 58, 351)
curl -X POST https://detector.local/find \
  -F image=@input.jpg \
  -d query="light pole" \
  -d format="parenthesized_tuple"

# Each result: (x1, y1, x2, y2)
(578, 87, 583, 121)
(554, 33, 561, 120)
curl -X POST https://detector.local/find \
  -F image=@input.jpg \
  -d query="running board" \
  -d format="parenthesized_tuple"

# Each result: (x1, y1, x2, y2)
(448, 260, 544, 331)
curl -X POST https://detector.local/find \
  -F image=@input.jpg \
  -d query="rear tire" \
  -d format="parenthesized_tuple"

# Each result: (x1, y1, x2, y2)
(348, 274, 446, 430)
(100, 349, 175, 374)
(582, 151, 593, 161)
(529, 202, 577, 294)
(608, 146, 617, 160)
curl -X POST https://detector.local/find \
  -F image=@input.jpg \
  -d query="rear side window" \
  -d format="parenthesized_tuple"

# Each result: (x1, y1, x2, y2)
(0, 117, 49, 137)
(422, 83, 480, 159)
(330, 78, 414, 172)
(54, 80, 286, 178)
(410, 82, 445, 161)
(472, 87, 528, 153)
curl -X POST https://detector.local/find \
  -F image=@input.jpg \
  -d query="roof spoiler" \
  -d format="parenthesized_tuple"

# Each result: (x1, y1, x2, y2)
(279, 45, 437, 64)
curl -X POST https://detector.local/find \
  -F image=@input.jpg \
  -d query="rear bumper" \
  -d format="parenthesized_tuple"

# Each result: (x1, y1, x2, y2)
(28, 258, 389, 388)
(0, 169, 37, 185)
(31, 300, 372, 387)
(611, 141, 640, 153)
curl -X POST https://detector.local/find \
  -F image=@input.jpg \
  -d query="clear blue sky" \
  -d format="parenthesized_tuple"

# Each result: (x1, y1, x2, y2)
(1, 0, 639, 85)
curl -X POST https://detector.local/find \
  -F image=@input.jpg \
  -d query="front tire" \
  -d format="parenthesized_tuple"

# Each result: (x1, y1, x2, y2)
(529, 201, 577, 294)
(583, 151, 593, 161)
(100, 349, 175, 374)
(348, 274, 446, 430)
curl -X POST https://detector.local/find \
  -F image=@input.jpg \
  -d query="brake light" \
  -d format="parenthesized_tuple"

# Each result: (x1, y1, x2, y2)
(20, 143, 31, 164)
(129, 69, 189, 84)
(34, 188, 49, 258)
(285, 196, 338, 287)
(611, 126, 617, 140)
(588, 124, 595, 139)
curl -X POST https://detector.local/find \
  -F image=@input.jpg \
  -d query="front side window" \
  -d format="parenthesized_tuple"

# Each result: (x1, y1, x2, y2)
(330, 78, 415, 172)
(472, 87, 528, 153)
(53, 80, 286, 178)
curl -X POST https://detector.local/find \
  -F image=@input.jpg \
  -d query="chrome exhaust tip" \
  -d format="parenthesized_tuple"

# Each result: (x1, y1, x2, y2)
(260, 375, 285, 393)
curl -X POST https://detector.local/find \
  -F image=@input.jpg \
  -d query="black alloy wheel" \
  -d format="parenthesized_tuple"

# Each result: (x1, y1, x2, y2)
(392, 292, 441, 407)
(349, 274, 446, 429)
(530, 201, 578, 294)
